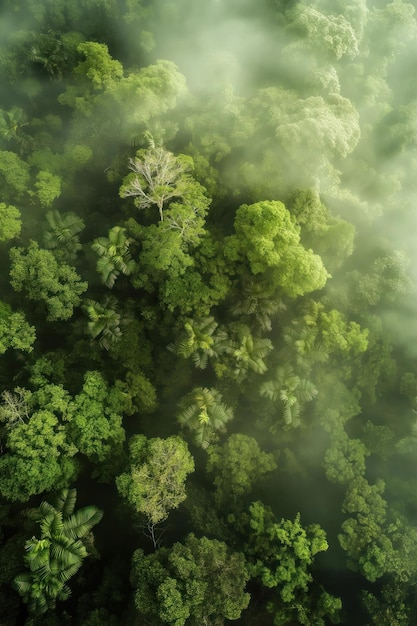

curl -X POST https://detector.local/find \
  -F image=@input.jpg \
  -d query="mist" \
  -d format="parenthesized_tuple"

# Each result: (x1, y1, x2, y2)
(1, 0, 417, 624)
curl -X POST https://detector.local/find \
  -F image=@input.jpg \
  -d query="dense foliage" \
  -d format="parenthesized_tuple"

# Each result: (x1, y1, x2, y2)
(1, 0, 417, 623)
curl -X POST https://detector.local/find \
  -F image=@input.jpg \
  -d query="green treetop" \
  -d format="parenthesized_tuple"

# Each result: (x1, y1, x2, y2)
(14, 488, 102, 615)
(117, 435, 194, 544)
(225, 200, 329, 299)
(9, 242, 88, 321)
(131, 533, 250, 625)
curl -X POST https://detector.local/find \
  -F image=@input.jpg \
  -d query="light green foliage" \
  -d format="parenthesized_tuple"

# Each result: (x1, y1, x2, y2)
(0, 150, 30, 198)
(338, 476, 391, 581)
(241, 502, 328, 602)
(0, 302, 35, 353)
(111, 59, 187, 128)
(74, 42, 123, 88)
(9, 242, 88, 321)
(92, 226, 136, 287)
(0, 202, 21, 241)
(225, 201, 329, 298)
(67, 371, 125, 463)
(131, 533, 250, 625)
(83, 296, 122, 350)
(43, 210, 85, 262)
(347, 251, 415, 309)
(207, 434, 276, 507)
(177, 387, 234, 448)
(33, 171, 62, 207)
(289, 5, 360, 60)
(116, 435, 194, 524)
(323, 426, 369, 485)
(14, 488, 102, 614)
(58, 41, 123, 114)
(0, 409, 77, 501)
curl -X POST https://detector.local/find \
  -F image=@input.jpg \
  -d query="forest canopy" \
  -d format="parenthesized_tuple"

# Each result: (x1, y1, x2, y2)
(1, 0, 417, 624)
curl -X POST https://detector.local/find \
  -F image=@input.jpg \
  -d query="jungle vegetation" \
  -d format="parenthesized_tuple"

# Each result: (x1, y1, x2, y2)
(1, 0, 417, 624)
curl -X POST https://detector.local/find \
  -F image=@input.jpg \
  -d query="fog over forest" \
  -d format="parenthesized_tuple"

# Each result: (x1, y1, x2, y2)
(1, 1, 417, 624)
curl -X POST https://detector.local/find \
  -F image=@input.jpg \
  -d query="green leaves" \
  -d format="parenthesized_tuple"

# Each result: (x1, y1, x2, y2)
(14, 489, 102, 614)
(225, 201, 329, 299)
(131, 534, 250, 624)
(9, 241, 88, 321)
(177, 387, 234, 448)
(92, 226, 135, 287)
(83, 296, 122, 350)
(116, 435, 194, 526)
(0, 202, 21, 241)
(43, 210, 85, 262)
(207, 434, 276, 508)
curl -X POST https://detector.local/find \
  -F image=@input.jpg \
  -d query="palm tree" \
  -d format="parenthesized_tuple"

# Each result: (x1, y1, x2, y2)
(0, 107, 30, 152)
(169, 317, 229, 369)
(92, 226, 136, 288)
(14, 488, 102, 615)
(43, 210, 85, 262)
(230, 277, 286, 332)
(177, 387, 234, 449)
(228, 323, 273, 382)
(83, 296, 122, 350)
(260, 365, 318, 427)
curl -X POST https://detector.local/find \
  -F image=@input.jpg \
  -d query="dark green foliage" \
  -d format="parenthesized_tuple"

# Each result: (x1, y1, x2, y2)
(14, 488, 102, 614)
(0, 0, 416, 622)
(131, 533, 250, 625)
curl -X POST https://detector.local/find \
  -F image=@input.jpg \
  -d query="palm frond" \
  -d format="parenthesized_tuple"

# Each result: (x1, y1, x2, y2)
(63, 506, 103, 539)
(54, 488, 77, 518)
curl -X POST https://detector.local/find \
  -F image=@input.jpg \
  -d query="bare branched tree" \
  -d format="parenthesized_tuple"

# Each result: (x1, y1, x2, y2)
(121, 146, 192, 221)
(0, 389, 31, 430)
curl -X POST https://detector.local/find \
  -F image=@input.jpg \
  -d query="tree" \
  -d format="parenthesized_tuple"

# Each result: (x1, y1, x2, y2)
(92, 226, 136, 288)
(9, 242, 88, 321)
(323, 426, 369, 485)
(14, 488, 102, 615)
(0, 302, 35, 354)
(120, 144, 195, 221)
(131, 533, 250, 624)
(58, 41, 123, 114)
(177, 387, 234, 449)
(206, 434, 277, 508)
(83, 296, 122, 350)
(0, 202, 21, 241)
(229, 276, 286, 332)
(230, 501, 340, 625)
(224, 201, 329, 299)
(33, 171, 62, 207)
(168, 316, 227, 369)
(260, 365, 318, 427)
(224, 322, 273, 382)
(288, 5, 360, 60)
(338, 476, 391, 582)
(43, 210, 85, 262)
(0, 150, 30, 200)
(67, 371, 125, 464)
(0, 408, 77, 502)
(116, 435, 194, 545)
